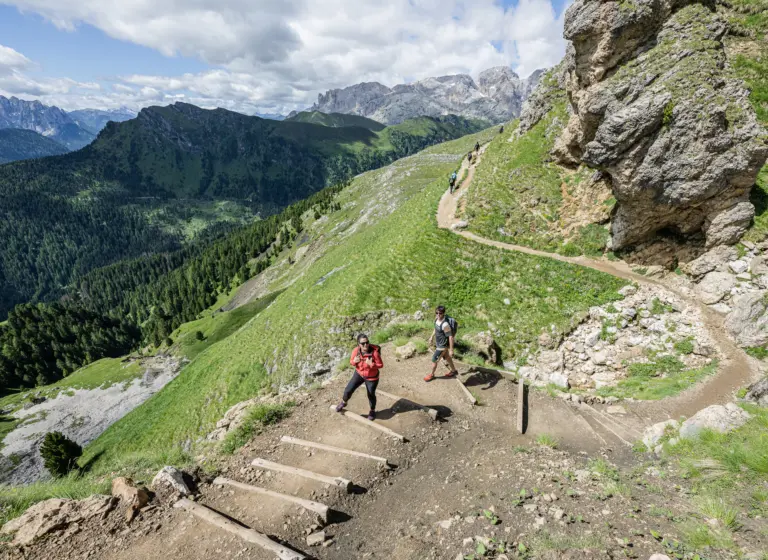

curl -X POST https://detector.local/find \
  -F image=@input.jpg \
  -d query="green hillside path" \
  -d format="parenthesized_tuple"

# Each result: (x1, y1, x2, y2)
(85, 342, 670, 560)
(438, 143, 759, 421)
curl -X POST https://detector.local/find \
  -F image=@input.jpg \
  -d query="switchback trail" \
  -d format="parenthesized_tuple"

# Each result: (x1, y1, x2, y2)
(437, 144, 759, 422)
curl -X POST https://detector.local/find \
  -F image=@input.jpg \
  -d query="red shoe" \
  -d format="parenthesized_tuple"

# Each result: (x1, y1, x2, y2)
(424, 373, 435, 382)
(444, 370, 458, 378)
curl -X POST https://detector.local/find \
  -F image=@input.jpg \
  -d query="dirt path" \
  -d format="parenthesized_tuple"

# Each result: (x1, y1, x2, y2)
(15, 346, 639, 560)
(438, 145, 759, 421)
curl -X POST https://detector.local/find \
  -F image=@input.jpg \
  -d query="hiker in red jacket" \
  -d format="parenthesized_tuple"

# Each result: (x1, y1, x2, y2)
(335, 333, 383, 421)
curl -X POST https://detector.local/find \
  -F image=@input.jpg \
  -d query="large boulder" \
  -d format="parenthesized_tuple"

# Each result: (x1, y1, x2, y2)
(695, 272, 737, 305)
(682, 246, 739, 278)
(395, 342, 418, 360)
(725, 292, 768, 348)
(679, 404, 751, 439)
(744, 378, 768, 407)
(465, 332, 502, 365)
(642, 419, 679, 449)
(554, 0, 767, 250)
(152, 466, 192, 496)
(0, 495, 115, 545)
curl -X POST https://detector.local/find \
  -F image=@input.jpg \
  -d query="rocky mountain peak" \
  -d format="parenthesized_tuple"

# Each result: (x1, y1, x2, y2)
(0, 95, 94, 150)
(307, 66, 544, 125)
(551, 0, 767, 252)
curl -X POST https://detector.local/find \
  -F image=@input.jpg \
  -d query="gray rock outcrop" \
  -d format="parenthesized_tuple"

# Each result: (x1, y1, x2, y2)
(744, 377, 768, 406)
(0, 496, 116, 545)
(679, 403, 751, 439)
(306, 67, 543, 125)
(725, 292, 768, 347)
(552, 0, 768, 250)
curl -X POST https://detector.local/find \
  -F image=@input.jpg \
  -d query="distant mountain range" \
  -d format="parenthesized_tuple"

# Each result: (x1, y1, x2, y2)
(295, 66, 544, 125)
(0, 97, 138, 156)
(0, 96, 95, 150)
(68, 107, 137, 136)
(0, 129, 69, 164)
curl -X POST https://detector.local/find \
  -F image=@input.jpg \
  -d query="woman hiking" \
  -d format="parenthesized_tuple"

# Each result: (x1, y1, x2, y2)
(335, 334, 383, 421)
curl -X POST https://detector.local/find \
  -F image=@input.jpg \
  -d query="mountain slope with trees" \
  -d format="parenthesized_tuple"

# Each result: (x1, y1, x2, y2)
(0, 129, 68, 164)
(0, 103, 486, 318)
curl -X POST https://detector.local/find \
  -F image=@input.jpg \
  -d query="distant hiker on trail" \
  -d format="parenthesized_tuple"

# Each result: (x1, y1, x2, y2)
(449, 171, 458, 193)
(474, 141, 480, 152)
(336, 334, 383, 421)
(425, 305, 459, 382)
(499, 125, 504, 134)
(467, 151, 474, 164)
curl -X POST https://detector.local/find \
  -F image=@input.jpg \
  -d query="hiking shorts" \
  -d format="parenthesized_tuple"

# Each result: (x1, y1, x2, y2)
(432, 348, 447, 363)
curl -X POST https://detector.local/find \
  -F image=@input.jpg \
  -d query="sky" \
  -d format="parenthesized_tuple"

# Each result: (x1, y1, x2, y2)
(0, 0, 571, 115)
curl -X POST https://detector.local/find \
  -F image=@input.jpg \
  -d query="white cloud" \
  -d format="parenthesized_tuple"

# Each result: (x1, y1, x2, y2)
(2, 0, 569, 113)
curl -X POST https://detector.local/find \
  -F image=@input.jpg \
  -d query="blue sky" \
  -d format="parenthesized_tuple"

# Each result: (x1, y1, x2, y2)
(0, 0, 571, 113)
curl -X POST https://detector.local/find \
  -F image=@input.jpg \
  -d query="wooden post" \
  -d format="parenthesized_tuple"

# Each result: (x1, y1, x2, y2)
(455, 377, 477, 406)
(280, 436, 390, 467)
(213, 477, 330, 522)
(173, 498, 306, 560)
(330, 406, 407, 442)
(251, 458, 352, 491)
(517, 379, 525, 434)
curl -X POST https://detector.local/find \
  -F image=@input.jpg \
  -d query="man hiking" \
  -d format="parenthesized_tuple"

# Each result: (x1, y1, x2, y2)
(474, 141, 480, 152)
(425, 305, 459, 382)
(335, 334, 383, 420)
(449, 171, 458, 193)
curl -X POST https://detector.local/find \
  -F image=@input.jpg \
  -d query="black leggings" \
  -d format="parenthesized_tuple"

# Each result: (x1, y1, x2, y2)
(343, 372, 378, 410)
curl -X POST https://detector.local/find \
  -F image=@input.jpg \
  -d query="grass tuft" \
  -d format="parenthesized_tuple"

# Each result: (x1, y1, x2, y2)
(221, 403, 294, 455)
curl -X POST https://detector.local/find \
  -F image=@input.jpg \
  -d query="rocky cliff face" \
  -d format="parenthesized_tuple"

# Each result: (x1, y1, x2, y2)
(0, 96, 95, 150)
(307, 67, 543, 125)
(552, 0, 767, 251)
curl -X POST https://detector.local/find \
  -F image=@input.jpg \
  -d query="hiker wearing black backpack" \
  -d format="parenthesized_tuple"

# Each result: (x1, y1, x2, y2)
(425, 305, 459, 382)
(474, 141, 480, 152)
(449, 171, 458, 194)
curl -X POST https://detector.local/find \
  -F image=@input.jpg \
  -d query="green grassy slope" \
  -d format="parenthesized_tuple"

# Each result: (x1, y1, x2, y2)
(286, 111, 386, 131)
(724, 0, 768, 242)
(463, 70, 611, 256)
(81, 128, 626, 473)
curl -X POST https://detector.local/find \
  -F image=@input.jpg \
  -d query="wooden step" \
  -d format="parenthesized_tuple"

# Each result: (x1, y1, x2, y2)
(330, 405, 407, 442)
(251, 457, 352, 492)
(455, 377, 477, 405)
(174, 498, 306, 560)
(213, 477, 331, 523)
(280, 436, 390, 468)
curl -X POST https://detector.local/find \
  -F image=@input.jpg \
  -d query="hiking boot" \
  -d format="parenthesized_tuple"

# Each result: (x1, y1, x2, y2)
(367, 410, 376, 421)
(335, 401, 346, 413)
(444, 370, 458, 378)
(424, 373, 435, 382)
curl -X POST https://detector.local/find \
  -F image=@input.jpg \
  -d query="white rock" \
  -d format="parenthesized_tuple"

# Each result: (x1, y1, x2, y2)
(627, 335, 644, 346)
(152, 466, 191, 496)
(549, 372, 570, 389)
(621, 307, 637, 320)
(585, 330, 601, 347)
(710, 303, 732, 315)
(736, 272, 752, 281)
(503, 298, 511, 306)
(728, 260, 749, 274)
(395, 342, 418, 360)
(696, 272, 737, 305)
(450, 221, 469, 231)
(642, 419, 680, 449)
(679, 404, 751, 439)
(413, 310, 424, 321)
(725, 292, 768, 348)
(618, 285, 637, 297)
(592, 351, 608, 366)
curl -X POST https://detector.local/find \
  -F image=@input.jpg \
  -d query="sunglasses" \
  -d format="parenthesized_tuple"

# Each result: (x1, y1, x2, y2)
(359, 341, 370, 345)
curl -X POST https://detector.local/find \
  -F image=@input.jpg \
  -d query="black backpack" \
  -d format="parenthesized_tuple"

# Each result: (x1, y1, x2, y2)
(444, 316, 459, 337)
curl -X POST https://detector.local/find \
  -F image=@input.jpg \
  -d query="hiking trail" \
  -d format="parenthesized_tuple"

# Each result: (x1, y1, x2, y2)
(10, 145, 764, 560)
